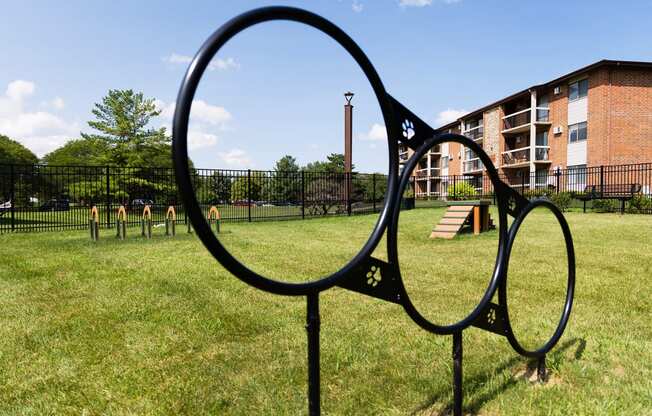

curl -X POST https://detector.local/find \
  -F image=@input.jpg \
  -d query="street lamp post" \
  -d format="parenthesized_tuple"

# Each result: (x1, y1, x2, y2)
(344, 92, 354, 215)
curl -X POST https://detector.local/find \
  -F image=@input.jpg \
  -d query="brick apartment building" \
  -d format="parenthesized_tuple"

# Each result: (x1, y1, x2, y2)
(399, 59, 652, 197)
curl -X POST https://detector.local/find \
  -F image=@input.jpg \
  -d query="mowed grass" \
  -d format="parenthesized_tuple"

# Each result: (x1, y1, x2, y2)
(0, 208, 650, 415)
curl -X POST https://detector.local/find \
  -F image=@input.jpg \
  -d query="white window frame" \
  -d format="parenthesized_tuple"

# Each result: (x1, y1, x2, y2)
(568, 122, 588, 143)
(568, 78, 589, 102)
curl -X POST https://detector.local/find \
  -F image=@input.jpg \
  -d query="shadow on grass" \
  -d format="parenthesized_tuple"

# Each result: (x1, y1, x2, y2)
(410, 337, 587, 416)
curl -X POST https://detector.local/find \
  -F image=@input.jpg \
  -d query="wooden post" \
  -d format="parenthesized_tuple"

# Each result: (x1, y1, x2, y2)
(473, 205, 481, 235)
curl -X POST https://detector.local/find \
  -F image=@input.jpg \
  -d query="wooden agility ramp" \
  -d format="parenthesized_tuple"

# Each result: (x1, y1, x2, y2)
(430, 201, 494, 239)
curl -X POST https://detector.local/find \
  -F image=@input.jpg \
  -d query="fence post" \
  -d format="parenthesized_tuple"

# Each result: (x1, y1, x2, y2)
(10, 164, 15, 232)
(105, 166, 111, 228)
(372, 173, 376, 212)
(556, 168, 561, 194)
(247, 169, 252, 222)
(600, 165, 605, 195)
(521, 172, 525, 195)
(301, 171, 305, 220)
(347, 172, 352, 216)
(452, 175, 456, 201)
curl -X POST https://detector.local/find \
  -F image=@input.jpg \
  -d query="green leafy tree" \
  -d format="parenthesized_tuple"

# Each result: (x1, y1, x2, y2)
(230, 174, 265, 202)
(303, 153, 351, 173)
(0, 135, 38, 204)
(41, 138, 110, 166)
(81, 89, 170, 167)
(0, 134, 38, 165)
(272, 155, 300, 202)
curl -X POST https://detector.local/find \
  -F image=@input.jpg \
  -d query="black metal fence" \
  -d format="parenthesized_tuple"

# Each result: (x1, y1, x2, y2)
(1, 162, 651, 233)
(411, 162, 652, 213)
(0, 164, 388, 233)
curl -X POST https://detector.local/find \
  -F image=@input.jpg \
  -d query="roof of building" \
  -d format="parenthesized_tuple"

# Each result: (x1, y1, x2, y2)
(435, 59, 652, 129)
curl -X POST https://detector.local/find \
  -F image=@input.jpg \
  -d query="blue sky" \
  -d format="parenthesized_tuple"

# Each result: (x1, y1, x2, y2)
(1, 0, 651, 172)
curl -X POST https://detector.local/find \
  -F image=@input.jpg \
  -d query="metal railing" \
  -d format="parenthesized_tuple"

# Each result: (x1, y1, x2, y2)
(2, 161, 651, 232)
(463, 126, 484, 141)
(0, 165, 389, 233)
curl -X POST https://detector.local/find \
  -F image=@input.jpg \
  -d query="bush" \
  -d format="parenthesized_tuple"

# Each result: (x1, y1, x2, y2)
(592, 199, 617, 213)
(627, 194, 652, 214)
(447, 181, 476, 200)
(550, 191, 572, 212)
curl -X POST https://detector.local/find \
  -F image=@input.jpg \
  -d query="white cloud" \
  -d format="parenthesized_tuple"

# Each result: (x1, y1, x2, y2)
(0, 80, 78, 156)
(51, 97, 65, 110)
(435, 109, 467, 126)
(218, 148, 252, 168)
(359, 123, 387, 141)
(352, 0, 364, 12)
(399, 0, 460, 6)
(158, 99, 231, 126)
(399, 0, 432, 6)
(188, 130, 218, 150)
(6, 80, 35, 101)
(162, 53, 240, 71)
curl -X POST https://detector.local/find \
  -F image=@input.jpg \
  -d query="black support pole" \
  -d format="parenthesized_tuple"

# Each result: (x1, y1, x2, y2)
(301, 171, 305, 220)
(247, 169, 252, 223)
(10, 164, 15, 232)
(452, 331, 463, 416)
(106, 166, 111, 229)
(306, 293, 321, 416)
(537, 355, 547, 383)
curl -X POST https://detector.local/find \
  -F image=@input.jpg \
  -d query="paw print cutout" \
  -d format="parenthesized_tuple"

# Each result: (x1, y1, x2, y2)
(402, 119, 415, 140)
(508, 196, 517, 212)
(486, 309, 497, 325)
(366, 265, 381, 287)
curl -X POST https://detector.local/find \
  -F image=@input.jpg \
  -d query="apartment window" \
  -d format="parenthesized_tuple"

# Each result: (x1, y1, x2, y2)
(536, 131, 549, 146)
(567, 164, 587, 186)
(568, 122, 588, 143)
(441, 156, 449, 168)
(568, 79, 588, 101)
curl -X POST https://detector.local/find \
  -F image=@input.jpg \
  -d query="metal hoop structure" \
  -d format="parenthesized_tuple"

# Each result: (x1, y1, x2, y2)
(89, 205, 100, 241)
(116, 205, 127, 240)
(166, 206, 176, 236)
(172, 7, 576, 416)
(141, 205, 152, 239)
(207, 206, 221, 234)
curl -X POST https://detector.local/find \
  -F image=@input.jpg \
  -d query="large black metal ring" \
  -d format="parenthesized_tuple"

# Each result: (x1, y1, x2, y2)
(388, 133, 511, 335)
(172, 6, 399, 296)
(499, 199, 576, 357)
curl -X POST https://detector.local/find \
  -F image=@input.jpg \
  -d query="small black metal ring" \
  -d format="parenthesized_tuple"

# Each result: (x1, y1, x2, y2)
(499, 199, 576, 357)
(172, 6, 399, 296)
(388, 133, 510, 335)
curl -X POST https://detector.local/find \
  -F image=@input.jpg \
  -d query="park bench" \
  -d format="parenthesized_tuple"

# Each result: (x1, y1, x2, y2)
(578, 183, 641, 214)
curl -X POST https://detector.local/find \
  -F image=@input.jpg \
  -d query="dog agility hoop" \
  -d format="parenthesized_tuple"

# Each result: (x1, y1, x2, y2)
(89, 206, 100, 241)
(172, 7, 576, 416)
(141, 205, 152, 239)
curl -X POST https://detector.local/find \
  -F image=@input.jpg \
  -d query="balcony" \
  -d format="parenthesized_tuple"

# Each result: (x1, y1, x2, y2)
(502, 146, 550, 167)
(415, 167, 441, 178)
(463, 125, 483, 142)
(502, 107, 550, 133)
(502, 148, 530, 167)
(428, 144, 442, 155)
(463, 158, 484, 174)
(535, 146, 551, 163)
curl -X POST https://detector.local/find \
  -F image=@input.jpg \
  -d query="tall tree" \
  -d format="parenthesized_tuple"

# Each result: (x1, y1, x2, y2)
(0, 134, 38, 165)
(303, 153, 352, 173)
(272, 155, 300, 202)
(41, 138, 110, 166)
(81, 89, 170, 167)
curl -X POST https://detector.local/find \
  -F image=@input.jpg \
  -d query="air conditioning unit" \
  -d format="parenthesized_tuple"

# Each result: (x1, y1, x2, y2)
(553, 126, 563, 135)
(554, 86, 561, 95)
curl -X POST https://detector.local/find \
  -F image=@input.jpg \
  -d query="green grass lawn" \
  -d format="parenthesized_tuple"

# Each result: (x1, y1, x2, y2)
(0, 208, 650, 415)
